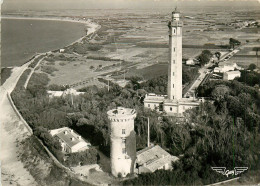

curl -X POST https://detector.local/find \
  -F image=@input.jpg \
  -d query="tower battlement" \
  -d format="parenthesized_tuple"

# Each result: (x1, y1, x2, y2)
(107, 107, 137, 177)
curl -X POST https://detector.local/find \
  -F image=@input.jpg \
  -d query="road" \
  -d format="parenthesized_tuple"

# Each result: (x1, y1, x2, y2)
(184, 45, 244, 98)
(184, 64, 210, 98)
(0, 63, 38, 186)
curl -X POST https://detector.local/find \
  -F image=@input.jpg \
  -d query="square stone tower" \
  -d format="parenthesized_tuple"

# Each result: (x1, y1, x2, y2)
(167, 8, 183, 100)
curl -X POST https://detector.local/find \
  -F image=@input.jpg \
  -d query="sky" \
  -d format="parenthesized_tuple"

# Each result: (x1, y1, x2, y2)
(2, 0, 260, 11)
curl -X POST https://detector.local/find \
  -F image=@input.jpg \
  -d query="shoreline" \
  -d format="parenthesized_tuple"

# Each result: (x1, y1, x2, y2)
(1, 15, 100, 68)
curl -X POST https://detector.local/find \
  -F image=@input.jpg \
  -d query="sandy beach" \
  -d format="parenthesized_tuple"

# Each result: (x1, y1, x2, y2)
(0, 16, 100, 185)
(1, 15, 99, 36)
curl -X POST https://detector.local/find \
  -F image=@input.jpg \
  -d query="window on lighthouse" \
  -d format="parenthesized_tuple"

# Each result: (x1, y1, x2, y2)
(122, 129, 126, 134)
(122, 148, 126, 154)
(173, 60, 175, 64)
(173, 72, 174, 76)
(173, 84, 174, 88)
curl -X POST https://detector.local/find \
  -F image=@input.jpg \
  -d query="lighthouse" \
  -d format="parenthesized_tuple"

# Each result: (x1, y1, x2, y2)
(143, 9, 201, 115)
(107, 107, 137, 177)
(167, 8, 183, 101)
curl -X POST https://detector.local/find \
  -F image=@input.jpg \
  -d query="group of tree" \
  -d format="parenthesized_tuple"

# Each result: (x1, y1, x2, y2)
(237, 69, 260, 87)
(124, 79, 260, 185)
(229, 38, 241, 49)
(197, 50, 213, 66)
(11, 67, 260, 185)
(126, 65, 199, 95)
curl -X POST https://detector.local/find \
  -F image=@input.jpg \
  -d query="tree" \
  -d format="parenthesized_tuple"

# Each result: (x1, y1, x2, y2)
(248, 63, 257, 71)
(215, 52, 221, 60)
(197, 50, 213, 66)
(229, 38, 241, 49)
(211, 85, 230, 102)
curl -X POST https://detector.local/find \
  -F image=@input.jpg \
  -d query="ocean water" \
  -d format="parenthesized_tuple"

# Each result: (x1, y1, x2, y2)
(1, 19, 87, 67)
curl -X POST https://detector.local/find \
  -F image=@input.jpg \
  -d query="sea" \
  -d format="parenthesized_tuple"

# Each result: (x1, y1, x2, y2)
(1, 18, 87, 67)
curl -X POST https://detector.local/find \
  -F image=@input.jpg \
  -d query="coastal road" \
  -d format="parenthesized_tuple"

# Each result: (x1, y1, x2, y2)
(0, 63, 37, 186)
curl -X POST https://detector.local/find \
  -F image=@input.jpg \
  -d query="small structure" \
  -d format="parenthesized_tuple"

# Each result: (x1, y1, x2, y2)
(50, 127, 90, 153)
(59, 49, 65, 53)
(186, 58, 195, 65)
(47, 88, 85, 98)
(135, 145, 179, 174)
(223, 71, 241, 80)
(107, 107, 137, 178)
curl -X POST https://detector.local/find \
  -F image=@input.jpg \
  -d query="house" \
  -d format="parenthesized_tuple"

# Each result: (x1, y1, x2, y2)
(59, 49, 65, 53)
(213, 63, 243, 73)
(50, 127, 90, 153)
(223, 71, 241, 80)
(47, 88, 85, 98)
(135, 145, 179, 174)
(186, 58, 195, 65)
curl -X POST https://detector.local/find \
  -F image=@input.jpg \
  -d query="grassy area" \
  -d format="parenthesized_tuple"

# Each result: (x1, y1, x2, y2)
(14, 69, 31, 90)
(1, 67, 13, 85)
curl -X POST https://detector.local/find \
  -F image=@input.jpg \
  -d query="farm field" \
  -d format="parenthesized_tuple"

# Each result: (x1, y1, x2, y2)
(14, 6, 259, 88)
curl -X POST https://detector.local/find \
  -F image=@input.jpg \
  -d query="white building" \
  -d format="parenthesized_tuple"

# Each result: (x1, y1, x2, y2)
(144, 9, 201, 116)
(135, 145, 179, 174)
(223, 71, 241, 80)
(50, 127, 90, 153)
(186, 58, 195, 65)
(107, 107, 137, 177)
(47, 88, 85, 98)
(214, 63, 243, 73)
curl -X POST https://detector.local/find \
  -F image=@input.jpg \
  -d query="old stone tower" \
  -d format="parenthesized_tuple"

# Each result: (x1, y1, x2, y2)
(167, 8, 183, 101)
(107, 107, 137, 177)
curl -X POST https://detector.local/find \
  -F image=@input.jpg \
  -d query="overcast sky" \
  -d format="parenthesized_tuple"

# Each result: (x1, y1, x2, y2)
(2, 0, 259, 11)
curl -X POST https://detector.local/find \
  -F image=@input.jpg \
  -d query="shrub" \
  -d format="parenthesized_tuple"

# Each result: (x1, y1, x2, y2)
(41, 66, 58, 75)
(59, 62, 66, 66)
(64, 148, 98, 167)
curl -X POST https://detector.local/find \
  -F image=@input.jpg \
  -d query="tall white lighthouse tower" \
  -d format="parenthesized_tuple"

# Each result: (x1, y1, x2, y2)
(107, 107, 137, 177)
(167, 8, 183, 100)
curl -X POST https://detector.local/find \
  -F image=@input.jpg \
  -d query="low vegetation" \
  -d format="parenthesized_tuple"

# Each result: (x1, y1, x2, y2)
(64, 148, 98, 167)
(41, 65, 58, 75)
(28, 55, 45, 68)
(19, 135, 92, 186)
(1, 67, 12, 85)
(13, 69, 31, 91)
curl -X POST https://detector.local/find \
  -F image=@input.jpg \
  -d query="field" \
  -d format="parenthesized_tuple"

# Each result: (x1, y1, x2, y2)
(228, 41, 260, 67)
(15, 5, 259, 88)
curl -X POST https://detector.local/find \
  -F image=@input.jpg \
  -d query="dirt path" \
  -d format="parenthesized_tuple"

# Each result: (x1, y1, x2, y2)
(1, 64, 38, 186)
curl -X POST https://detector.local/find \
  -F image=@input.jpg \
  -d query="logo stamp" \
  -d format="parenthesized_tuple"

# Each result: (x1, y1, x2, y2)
(211, 167, 248, 177)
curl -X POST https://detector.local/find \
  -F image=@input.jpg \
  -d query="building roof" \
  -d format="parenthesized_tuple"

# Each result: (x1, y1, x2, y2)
(144, 94, 167, 103)
(164, 97, 201, 105)
(107, 107, 136, 119)
(50, 127, 89, 148)
(47, 89, 85, 97)
(224, 71, 241, 75)
(136, 145, 179, 172)
(47, 91, 63, 97)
